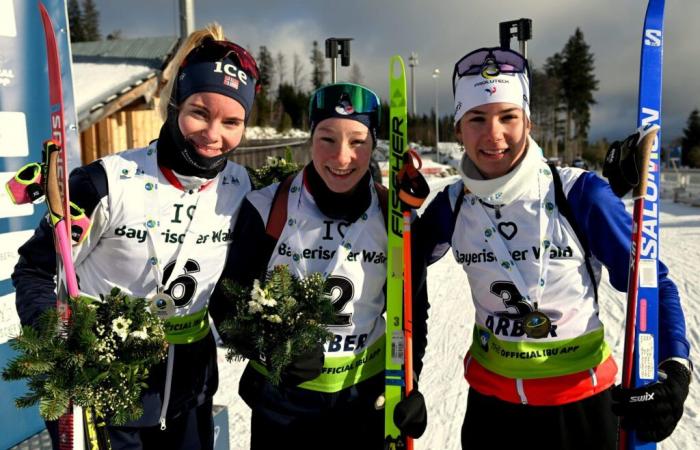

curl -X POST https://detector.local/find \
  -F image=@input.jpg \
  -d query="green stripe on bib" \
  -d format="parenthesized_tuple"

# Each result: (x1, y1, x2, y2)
(252, 337, 385, 393)
(469, 326, 611, 379)
(164, 307, 210, 344)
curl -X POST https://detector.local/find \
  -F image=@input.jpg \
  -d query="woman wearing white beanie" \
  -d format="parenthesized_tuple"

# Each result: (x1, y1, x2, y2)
(414, 47, 691, 449)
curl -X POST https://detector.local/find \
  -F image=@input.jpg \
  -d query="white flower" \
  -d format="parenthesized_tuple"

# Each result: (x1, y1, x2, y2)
(251, 279, 277, 307)
(266, 156, 279, 167)
(251, 279, 265, 302)
(112, 316, 132, 341)
(95, 341, 107, 353)
(248, 300, 264, 314)
(263, 314, 283, 324)
(130, 326, 149, 340)
(259, 295, 277, 307)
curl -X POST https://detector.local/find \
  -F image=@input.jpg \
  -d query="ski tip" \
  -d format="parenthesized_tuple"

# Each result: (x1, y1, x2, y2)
(390, 55, 406, 80)
(38, 1, 50, 20)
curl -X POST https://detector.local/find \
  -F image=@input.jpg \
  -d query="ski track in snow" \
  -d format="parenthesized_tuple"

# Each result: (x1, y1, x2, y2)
(215, 178, 699, 449)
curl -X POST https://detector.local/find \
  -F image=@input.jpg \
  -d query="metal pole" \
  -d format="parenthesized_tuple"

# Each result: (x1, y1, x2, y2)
(179, 0, 195, 39)
(331, 59, 337, 83)
(499, 18, 532, 58)
(409, 52, 418, 116)
(432, 69, 440, 160)
(325, 38, 351, 84)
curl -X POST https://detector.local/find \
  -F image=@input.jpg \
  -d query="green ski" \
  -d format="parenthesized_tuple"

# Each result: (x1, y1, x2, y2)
(385, 55, 408, 449)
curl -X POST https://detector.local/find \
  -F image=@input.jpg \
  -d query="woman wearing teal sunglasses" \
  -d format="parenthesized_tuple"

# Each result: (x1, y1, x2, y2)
(210, 82, 429, 449)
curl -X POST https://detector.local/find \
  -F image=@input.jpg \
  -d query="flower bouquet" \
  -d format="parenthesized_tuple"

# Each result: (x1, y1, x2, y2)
(220, 265, 335, 385)
(247, 149, 301, 189)
(2, 287, 167, 425)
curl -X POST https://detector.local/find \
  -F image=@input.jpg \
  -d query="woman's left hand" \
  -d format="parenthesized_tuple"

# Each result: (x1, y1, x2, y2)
(612, 359, 691, 442)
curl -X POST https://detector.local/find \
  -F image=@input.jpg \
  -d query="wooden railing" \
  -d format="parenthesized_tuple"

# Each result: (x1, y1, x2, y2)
(230, 139, 310, 168)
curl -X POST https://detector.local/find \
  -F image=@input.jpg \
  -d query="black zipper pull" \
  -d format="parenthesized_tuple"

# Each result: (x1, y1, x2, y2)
(494, 205, 502, 219)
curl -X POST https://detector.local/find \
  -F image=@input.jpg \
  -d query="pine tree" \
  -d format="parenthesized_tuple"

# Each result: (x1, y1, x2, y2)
(278, 83, 310, 129)
(559, 28, 598, 162)
(276, 52, 287, 90)
(67, 0, 85, 42)
(254, 46, 275, 126)
(292, 53, 306, 92)
(81, 0, 101, 41)
(349, 63, 363, 84)
(681, 109, 700, 167)
(310, 41, 326, 90)
(257, 46, 275, 93)
(530, 67, 562, 157)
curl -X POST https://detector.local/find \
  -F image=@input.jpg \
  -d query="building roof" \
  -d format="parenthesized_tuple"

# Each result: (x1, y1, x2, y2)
(72, 36, 179, 130)
(72, 36, 179, 67)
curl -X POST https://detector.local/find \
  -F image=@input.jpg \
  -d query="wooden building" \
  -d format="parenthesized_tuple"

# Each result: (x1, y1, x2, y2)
(72, 37, 179, 164)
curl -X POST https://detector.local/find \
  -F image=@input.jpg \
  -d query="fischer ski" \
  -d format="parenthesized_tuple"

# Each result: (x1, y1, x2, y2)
(385, 55, 408, 449)
(619, 1, 665, 449)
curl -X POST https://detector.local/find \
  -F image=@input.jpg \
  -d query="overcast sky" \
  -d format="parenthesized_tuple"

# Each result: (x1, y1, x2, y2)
(90, 0, 699, 144)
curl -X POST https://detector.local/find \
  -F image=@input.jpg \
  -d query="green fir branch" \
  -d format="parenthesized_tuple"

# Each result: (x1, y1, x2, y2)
(1, 288, 167, 425)
(220, 265, 334, 385)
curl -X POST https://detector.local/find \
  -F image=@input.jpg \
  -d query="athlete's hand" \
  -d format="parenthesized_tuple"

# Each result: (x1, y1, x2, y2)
(279, 342, 325, 386)
(394, 389, 427, 438)
(612, 359, 691, 442)
(603, 124, 659, 197)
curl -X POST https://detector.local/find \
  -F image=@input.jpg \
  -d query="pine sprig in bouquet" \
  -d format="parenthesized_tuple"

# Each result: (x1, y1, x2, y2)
(247, 148, 301, 189)
(220, 265, 335, 385)
(2, 288, 167, 425)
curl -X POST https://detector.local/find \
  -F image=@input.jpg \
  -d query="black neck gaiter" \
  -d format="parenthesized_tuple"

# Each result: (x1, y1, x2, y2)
(156, 105, 230, 179)
(304, 163, 372, 223)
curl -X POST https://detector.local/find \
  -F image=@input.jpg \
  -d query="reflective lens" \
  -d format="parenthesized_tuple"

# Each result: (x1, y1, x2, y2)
(183, 40, 260, 88)
(452, 47, 529, 92)
(310, 82, 381, 121)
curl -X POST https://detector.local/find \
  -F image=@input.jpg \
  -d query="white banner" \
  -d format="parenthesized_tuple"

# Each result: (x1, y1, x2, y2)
(0, 292, 20, 345)
(0, 230, 34, 281)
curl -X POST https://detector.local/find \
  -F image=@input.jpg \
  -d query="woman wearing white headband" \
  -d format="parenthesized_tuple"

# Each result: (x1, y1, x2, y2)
(415, 47, 691, 449)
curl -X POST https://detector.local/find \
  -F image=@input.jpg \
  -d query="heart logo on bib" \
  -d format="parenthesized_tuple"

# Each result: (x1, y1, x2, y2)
(497, 222, 518, 240)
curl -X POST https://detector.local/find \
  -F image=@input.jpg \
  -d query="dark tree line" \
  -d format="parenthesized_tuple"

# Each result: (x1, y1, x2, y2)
(65, 1, 613, 160)
(67, 0, 601, 151)
(65, 1, 697, 167)
(682, 109, 700, 167)
(67, 0, 100, 42)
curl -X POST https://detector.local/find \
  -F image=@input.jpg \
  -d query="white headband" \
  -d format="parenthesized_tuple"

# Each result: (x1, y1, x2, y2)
(453, 71, 530, 125)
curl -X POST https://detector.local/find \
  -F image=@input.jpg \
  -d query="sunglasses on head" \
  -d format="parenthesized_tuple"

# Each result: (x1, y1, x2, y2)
(182, 39, 261, 92)
(452, 47, 530, 93)
(309, 82, 381, 122)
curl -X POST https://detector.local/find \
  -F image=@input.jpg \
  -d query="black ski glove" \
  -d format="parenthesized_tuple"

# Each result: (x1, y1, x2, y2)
(603, 124, 659, 197)
(612, 359, 692, 442)
(279, 342, 325, 386)
(394, 389, 428, 439)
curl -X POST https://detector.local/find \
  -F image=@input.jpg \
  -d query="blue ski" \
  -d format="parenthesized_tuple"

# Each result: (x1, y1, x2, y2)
(619, 1, 664, 449)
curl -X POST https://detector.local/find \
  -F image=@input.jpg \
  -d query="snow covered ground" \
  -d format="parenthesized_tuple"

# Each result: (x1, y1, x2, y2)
(244, 126, 309, 140)
(214, 173, 699, 450)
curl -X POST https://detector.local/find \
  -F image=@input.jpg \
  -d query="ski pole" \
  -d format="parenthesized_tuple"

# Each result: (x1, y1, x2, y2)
(618, 125, 658, 450)
(397, 150, 429, 450)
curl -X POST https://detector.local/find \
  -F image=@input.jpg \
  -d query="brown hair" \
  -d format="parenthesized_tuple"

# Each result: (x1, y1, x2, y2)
(158, 23, 226, 120)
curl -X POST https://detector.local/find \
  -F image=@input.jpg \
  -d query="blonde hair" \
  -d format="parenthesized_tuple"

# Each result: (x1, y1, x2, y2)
(158, 23, 226, 120)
